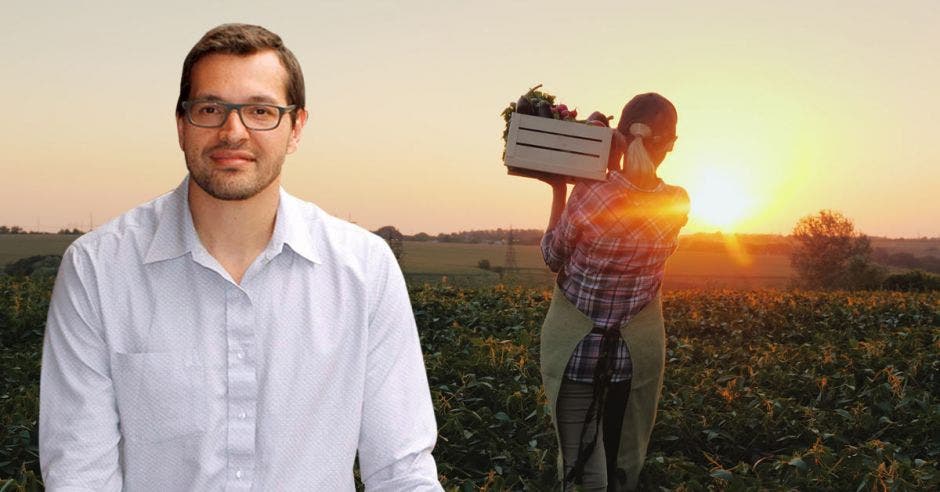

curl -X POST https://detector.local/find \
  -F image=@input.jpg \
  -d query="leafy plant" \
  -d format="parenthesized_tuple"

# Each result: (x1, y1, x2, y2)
(2, 276, 938, 490)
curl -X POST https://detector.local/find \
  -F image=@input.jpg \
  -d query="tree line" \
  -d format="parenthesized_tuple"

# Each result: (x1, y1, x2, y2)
(0, 225, 84, 235)
(872, 249, 940, 274)
(412, 228, 545, 245)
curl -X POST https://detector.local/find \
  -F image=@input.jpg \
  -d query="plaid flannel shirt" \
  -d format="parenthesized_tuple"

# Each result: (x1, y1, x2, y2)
(541, 172, 689, 383)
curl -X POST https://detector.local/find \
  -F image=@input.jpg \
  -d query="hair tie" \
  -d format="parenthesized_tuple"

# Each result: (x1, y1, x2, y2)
(629, 122, 652, 139)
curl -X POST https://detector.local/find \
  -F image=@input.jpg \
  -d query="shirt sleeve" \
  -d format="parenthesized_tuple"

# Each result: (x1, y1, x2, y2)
(664, 185, 691, 242)
(357, 239, 442, 492)
(39, 245, 123, 491)
(540, 185, 585, 273)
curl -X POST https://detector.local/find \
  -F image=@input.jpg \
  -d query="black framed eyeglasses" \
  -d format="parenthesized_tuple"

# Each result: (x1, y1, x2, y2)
(182, 100, 297, 131)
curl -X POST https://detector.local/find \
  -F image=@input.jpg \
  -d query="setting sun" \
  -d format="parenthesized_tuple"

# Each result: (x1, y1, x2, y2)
(684, 167, 755, 231)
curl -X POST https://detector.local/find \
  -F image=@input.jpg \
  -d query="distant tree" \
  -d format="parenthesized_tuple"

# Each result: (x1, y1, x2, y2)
(57, 228, 84, 235)
(411, 232, 432, 242)
(477, 259, 491, 271)
(790, 210, 885, 289)
(9, 226, 23, 234)
(842, 254, 888, 290)
(0, 225, 8, 234)
(373, 225, 404, 262)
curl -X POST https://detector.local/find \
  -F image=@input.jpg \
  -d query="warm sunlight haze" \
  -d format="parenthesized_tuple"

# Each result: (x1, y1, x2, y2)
(682, 166, 756, 232)
(1, 1, 937, 238)
(3, 4, 940, 490)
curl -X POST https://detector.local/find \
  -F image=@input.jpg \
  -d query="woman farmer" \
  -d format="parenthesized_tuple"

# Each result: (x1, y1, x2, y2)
(539, 93, 690, 491)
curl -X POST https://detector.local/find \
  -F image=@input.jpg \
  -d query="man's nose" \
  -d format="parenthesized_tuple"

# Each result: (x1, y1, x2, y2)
(218, 108, 249, 143)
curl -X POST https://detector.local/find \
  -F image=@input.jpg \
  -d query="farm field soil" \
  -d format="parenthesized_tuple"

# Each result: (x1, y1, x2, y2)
(0, 235, 78, 266)
(401, 241, 794, 289)
(401, 241, 548, 274)
(2, 236, 795, 289)
(870, 237, 940, 256)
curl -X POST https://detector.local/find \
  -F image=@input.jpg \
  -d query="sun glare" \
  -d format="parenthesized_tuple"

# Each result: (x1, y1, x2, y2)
(685, 167, 755, 232)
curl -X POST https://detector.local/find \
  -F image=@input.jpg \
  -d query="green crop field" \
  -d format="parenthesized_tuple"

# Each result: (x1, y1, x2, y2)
(2, 276, 937, 490)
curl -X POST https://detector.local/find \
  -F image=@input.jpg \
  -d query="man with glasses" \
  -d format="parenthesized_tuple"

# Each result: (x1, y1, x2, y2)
(39, 24, 442, 491)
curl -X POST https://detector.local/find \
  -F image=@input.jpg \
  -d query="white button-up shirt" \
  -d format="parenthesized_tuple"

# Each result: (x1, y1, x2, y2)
(39, 178, 442, 491)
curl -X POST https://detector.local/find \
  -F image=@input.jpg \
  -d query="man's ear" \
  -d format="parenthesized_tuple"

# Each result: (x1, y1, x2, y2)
(286, 108, 308, 155)
(176, 115, 186, 150)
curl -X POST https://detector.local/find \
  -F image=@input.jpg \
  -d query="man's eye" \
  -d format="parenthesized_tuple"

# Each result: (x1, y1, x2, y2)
(198, 105, 220, 114)
(249, 106, 276, 116)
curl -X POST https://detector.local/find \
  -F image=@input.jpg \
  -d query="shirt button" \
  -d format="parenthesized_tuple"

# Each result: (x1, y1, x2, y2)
(235, 470, 243, 479)
(239, 411, 247, 419)
(236, 351, 244, 360)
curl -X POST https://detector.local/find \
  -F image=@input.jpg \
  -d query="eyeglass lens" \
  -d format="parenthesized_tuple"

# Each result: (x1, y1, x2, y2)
(188, 102, 282, 130)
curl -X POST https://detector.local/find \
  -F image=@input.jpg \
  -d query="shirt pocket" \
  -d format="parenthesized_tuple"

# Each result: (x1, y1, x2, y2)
(111, 351, 208, 443)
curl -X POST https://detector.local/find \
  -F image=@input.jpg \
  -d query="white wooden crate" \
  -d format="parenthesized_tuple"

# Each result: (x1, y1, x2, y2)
(504, 113, 612, 181)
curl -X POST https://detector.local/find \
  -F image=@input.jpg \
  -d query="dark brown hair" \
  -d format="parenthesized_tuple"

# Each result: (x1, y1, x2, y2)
(176, 24, 305, 124)
(615, 92, 677, 152)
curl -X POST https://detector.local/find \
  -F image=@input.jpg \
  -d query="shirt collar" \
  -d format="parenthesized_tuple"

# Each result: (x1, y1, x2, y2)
(144, 177, 198, 264)
(143, 177, 322, 266)
(266, 187, 322, 265)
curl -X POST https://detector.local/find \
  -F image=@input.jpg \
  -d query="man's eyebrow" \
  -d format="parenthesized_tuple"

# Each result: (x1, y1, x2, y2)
(192, 94, 283, 104)
(245, 95, 282, 104)
(192, 94, 225, 102)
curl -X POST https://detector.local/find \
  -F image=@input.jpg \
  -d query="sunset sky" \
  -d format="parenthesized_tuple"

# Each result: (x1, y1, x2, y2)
(2, 1, 938, 237)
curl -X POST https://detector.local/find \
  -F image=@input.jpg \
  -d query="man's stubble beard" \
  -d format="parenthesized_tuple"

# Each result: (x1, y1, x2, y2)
(185, 146, 284, 201)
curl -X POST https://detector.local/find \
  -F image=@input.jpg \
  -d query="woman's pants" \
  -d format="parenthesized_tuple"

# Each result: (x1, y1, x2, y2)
(557, 378, 631, 491)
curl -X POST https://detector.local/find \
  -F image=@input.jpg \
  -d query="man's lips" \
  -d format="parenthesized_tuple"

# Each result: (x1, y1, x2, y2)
(209, 150, 255, 165)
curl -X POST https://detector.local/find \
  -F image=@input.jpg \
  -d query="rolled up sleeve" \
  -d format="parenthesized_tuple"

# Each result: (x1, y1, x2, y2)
(40, 245, 123, 491)
(541, 195, 584, 274)
(357, 240, 442, 491)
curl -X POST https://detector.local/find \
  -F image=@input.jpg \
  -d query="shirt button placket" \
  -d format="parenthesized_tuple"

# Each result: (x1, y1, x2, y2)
(226, 286, 256, 490)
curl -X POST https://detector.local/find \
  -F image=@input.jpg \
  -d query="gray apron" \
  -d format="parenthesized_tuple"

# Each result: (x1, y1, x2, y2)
(540, 286, 666, 490)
